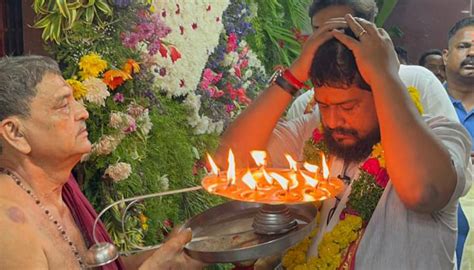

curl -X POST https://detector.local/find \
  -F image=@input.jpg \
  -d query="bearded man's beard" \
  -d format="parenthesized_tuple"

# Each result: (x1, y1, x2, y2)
(323, 126, 381, 163)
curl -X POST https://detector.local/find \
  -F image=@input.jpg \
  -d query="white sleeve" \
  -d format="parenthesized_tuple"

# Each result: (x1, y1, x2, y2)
(286, 89, 314, 120)
(267, 113, 320, 167)
(399, 65, 458, 122)
(425, 116, 473, 209)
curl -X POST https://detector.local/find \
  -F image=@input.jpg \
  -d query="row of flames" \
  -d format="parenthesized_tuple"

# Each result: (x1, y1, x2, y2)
(206, 150, 330, 192)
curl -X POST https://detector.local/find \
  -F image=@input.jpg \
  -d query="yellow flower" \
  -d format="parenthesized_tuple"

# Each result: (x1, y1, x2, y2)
(123, 59, 140, 75)
(79, 53, 108, 79)
(407, 86, 424, 114)
(371, 143, 385, 167)
(67, 79, 88, 100)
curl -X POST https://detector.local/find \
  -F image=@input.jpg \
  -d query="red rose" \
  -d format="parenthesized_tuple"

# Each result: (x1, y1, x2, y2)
(361, 158, 381, 177)
(312, 128, 323, 143)
(375, 168, 389, 188)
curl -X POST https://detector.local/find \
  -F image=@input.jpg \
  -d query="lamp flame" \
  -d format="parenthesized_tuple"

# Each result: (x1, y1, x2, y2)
(227, 149, 236, 185)
(322, 153, 329, 180)
(289, 173, 299, 189)
(251, 150, 267, 167)
(242, 170, 257, 190)
(285, 154, 298, 171)
(206, 153, 220, 175)
(300, 171, 318, 188)
(303, 162, 319, 174)
(262, 168, 273, 184)
(270, 172, 289, 190)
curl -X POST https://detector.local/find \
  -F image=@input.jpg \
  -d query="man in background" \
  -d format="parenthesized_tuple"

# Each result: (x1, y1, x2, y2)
(419, 49, 446, 82)
(442, 16, 474, 269)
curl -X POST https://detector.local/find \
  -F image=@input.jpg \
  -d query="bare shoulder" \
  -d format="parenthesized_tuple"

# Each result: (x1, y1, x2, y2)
(0, 198, 49, 269)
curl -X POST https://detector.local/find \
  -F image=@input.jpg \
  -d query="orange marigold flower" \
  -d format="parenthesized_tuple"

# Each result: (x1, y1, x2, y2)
(103, 69, 132, 90)
(123, 59, 140, 75)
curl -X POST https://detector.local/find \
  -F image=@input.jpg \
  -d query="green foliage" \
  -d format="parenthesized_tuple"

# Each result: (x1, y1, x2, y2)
(32, 0, 113, 43)
(245, 0, 312, 72)
(347, 171, 384, 222)
(375, 0, 400, 27)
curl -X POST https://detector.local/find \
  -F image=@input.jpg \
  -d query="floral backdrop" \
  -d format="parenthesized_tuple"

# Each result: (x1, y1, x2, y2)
(32, 0, 311, 266)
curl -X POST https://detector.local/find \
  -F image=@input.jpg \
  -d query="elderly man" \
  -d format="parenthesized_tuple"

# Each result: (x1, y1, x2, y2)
(216, 11, 471, 270)
(0, 56, 203, 269)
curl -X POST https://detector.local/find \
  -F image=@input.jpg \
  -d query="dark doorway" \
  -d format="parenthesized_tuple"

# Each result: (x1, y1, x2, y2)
(1, 0, 23, 56)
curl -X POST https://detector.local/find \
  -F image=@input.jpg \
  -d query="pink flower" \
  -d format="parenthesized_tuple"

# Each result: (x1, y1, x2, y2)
(375, 168, 389, 188)
(234, 66, 241, 78)
(361, 158, 381, 177)
(226, 33, 238, 53)
(113, 93, 125, 103)
(312, 128, 323, 143)
(225, 104, 236, 113)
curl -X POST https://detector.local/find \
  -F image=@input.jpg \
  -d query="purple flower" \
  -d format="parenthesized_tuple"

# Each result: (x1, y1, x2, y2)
(124, 119, 137, 134)
(225, 104, 236, 113)
(114, 93, 125, 103)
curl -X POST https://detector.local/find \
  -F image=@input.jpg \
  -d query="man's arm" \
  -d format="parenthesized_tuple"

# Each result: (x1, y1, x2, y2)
(0, 204, 48, 269)
(216, 20, 346, 166)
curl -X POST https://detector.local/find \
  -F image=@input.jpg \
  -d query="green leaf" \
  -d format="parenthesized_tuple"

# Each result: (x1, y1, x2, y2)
(375, 0, 399, 26)
(82, 0, 96, 8)
(67, 0, 82, 9)
(32, 0, 48, 14)
(85, 6, 95, 24)
(55, 0, 69, 18)
(95, 0, 113, 16)
(64, 9, 77, 30)
(32, 13, 54, 28)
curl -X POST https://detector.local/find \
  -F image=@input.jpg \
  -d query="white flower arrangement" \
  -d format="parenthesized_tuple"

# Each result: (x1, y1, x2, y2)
(151, 0, 229, 134)
(83, 78, 110, 106)
(151, 1, 230, 97)
(104, 162, 132, 182)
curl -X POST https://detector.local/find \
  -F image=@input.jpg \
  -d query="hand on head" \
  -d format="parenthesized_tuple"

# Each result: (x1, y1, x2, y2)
(140, 227, 204, 270)
(332, 14, 400, 86)
(290, 17, 349, 82)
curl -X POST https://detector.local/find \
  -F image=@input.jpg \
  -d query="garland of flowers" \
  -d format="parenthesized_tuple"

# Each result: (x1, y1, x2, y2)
(283, 86, 423, 270)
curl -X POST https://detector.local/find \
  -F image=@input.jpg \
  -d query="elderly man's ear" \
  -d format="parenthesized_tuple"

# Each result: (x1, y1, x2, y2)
(0, 118, 32, 154)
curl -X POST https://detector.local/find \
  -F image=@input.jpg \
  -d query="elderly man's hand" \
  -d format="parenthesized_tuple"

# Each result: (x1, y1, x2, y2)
(289, 18, 348, 82)
(139, 228, 204, 270)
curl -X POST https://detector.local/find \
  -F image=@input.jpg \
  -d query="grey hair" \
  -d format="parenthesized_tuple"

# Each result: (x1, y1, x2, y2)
(0, 55, 61, 120)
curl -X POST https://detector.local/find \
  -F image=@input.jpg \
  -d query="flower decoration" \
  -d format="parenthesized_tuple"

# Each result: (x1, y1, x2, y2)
(103, 69, 132, 90)
(83, 78, 110, 106)
(123, 59, 141, 75)
(67, 79, 88, 100)
(78, 53, 108, 79)
(104, 162, 132, 182)
(121, 10, 171, 56)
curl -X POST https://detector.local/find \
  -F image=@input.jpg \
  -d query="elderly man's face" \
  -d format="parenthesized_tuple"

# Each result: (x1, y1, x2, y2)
(444, 26, 474, 81)
(21, 73, 91, 161)
(315, 86, 380, 162)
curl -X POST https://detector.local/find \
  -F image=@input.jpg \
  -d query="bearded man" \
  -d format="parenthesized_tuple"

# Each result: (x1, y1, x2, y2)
(216, 13, 472, 270)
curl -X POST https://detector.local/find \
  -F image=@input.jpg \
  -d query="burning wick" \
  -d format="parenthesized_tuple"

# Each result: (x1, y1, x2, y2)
(206, 153, 220, 176)
(303, 162, 319, 188)
(242, 170, 259, 199)
(251, 150, 273, 185)
(270, 172, 289, 193)
(285, 154, 298, 172)
(227, 149, 236, 187)
(321, 153, 330, 182)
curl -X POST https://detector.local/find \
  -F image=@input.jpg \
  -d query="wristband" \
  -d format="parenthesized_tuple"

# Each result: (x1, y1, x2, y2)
(275, 75, 299, 96)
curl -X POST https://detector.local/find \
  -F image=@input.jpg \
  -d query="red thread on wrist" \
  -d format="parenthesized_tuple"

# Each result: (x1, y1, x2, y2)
(283, 69, 304, 89)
